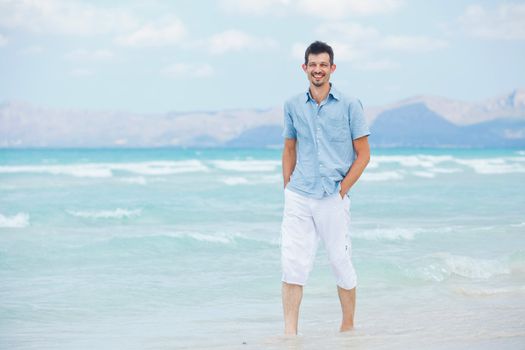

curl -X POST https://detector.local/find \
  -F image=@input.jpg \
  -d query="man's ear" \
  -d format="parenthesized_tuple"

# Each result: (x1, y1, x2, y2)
(331, 64, 337, 73)
(302, 64, 307, 72)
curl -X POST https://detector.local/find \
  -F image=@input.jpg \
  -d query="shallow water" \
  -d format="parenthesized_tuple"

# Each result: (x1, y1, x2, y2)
(1, 148, 524, 349)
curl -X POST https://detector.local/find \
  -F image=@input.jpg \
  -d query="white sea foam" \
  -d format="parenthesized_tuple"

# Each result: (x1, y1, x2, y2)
(430, 167, 462, 174)
(221, 177, 249, 185)
(120, 176, 147, 185)
(454, 286, 525, 297)
(508, 156, 525, 162)
(0, 160, 208, 178)
(353, 227, 419, 241)
(67, 208, 142, 219)
(260, 174, 281, 183)
(372, 155, 455, 168)
(112, 160, 208, 175)
(411, 253, 511, 282)
(361, 171, 404, 182)
(455, 158, 525, 174)
(365, 160, 380, 169)
(0, 164, 113, 178)
(186, 232, 234, 244)
(155, 230, 278, 246)
(0, 212, 30, 228)
(211, 160, 280, 172)
(412, 171, 435, 178)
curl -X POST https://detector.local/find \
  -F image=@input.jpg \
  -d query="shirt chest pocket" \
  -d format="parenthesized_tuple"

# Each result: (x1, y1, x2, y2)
(325, 115, 349, 142)
(294, 115, 312, 139)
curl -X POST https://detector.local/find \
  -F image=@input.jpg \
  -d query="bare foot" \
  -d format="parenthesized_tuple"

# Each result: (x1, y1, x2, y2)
(340, 324, 354, 332)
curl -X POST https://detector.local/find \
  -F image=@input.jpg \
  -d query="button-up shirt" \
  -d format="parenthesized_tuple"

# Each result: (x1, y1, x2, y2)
(282, 85, 370, 199)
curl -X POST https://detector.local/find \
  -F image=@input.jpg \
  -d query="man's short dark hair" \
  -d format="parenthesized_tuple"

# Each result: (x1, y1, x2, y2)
(304, 41, 334, 65)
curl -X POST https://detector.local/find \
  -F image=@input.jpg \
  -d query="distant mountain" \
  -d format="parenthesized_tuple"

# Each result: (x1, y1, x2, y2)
(366, 88, 525, 126)
(1, 89, 525, 148)
(370, 103, 462, 147)
(369, 103, 525, 147)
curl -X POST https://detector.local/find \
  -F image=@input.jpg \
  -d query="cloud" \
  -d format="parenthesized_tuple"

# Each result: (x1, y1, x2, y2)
(70, 68, 93, 77)
(220, 0, 403, 17)
(0, 33, 7, 46)
(0, 0, 137, 36)
(219, 0, 290, 15)
(307, 22, 448, 70)
(20, 45, 45, 55)
(162, 63, 214, 78)
(115, 18, 186, 47)
(352, 60, 400, 71)
(294, 40, 398, 71)
(316, 22, 448, 53)
(298, 0, 404, 18)
(382, 35, 449, 52)
(208, 29, 277, 54)
(459, 3, 525, 40)
(64, 49, 114, 61)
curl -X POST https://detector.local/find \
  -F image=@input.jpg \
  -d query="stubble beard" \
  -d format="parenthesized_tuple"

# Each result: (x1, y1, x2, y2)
(311, 74, 328, 88)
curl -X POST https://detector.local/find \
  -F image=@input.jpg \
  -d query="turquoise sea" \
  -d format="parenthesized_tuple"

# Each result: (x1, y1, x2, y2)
(1, 148, 525, 349)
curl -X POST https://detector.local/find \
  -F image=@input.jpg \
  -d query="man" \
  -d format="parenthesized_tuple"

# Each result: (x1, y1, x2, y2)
(280, 41, 370, 335)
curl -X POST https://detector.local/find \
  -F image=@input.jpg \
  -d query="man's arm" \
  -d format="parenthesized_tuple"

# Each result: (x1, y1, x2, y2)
(339, 136, 370, 197)
(282, 138, 297, 189)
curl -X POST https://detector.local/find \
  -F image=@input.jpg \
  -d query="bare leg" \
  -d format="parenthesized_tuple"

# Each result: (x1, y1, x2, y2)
(282, 282, 303, 335)
(338, 286, 356, 332)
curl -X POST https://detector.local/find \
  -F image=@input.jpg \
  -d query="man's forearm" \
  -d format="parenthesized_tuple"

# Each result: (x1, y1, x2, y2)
(340, 157, 368, 193)
(282, 148, 297, 188)
(340, 151, 370, 196)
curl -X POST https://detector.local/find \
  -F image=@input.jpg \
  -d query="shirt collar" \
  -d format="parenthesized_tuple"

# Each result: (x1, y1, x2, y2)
(304, 83, 341, 103)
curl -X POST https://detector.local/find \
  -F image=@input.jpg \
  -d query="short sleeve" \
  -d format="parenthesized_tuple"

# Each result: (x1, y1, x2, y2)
(282, 101, 297, 139)
(349, 98, 370, 140)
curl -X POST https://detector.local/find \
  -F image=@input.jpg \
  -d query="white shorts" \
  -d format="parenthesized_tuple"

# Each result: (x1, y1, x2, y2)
(280, 188, 357, 290)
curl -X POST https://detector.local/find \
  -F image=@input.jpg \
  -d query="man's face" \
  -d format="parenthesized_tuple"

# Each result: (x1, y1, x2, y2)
(302, 53, 336, 88)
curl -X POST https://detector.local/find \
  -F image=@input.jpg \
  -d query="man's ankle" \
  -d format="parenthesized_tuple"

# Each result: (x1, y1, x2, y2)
(339, 322, 354, 332)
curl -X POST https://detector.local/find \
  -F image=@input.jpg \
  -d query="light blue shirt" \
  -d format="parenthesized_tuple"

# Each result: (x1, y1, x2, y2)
(283, 85, 370, 199)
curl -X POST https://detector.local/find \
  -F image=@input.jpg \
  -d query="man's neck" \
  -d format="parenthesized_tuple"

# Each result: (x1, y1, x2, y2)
(309, 83, 331, 104)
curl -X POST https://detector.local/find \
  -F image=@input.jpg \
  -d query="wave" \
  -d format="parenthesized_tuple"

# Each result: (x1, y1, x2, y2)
(0, 160, 209, 178)
(406, 252, 514, 282)
(211, 160, 280, 172)
(455, 158, 525, 174)
(0, 164, 112, 178)
(454, 285, 525, 297)
(66, 208, 142, 219)
(76, 231, 279, 255)
(120, 176, 147, 185)
(220, 174, 281, 186)
(430, 168, 463, 174)
(114, 160, 208, 175)
(370, 155, 525, 175)
(361, 171, 404, 182)
(353, 227, 420, 241)
(371, 155, 456, 168)
(0, 212, 30, 228)
(412, 171, 435, 178)
(221, 176, 250, 185)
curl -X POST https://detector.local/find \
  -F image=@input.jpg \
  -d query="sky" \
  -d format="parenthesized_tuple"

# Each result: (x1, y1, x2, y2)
(0, 0, 524, 113)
